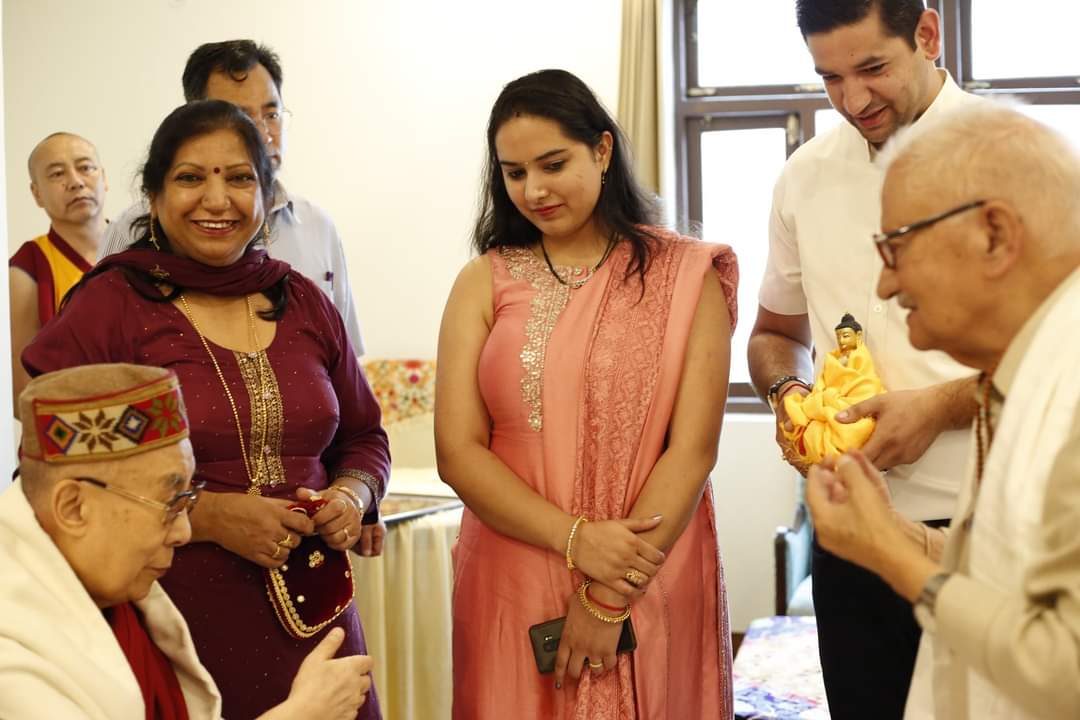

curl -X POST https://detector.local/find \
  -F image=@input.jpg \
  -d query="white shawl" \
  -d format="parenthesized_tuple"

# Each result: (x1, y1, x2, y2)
(0, 480, 221, 719)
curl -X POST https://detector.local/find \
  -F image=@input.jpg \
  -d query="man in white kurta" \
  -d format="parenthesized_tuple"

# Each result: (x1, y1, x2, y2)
(0, 363, 373, 719)
(806, 104, 1080, 719)
(749, 5, 982, 717)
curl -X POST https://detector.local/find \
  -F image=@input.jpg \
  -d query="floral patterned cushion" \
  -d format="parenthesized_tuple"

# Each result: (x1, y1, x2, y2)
(733, 615, 829, 719)
(362, 359, 436, 426)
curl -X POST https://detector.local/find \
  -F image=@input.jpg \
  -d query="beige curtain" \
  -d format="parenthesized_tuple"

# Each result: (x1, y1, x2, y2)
(618, 0, 661, 193)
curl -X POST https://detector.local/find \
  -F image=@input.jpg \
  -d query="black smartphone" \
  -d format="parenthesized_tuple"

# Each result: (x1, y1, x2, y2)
(527, 615, 637, 674)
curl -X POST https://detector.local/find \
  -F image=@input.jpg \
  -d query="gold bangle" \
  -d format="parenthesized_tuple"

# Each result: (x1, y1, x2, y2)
(329, 484, 364, 514)
(565, 516, 588, 570)
(577, 581, 631, 623)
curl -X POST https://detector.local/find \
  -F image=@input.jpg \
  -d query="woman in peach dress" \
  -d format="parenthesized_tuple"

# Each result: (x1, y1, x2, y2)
(436, 69, 738, 719)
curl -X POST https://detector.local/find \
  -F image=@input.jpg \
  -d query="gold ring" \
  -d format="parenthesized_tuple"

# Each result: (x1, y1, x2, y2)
(272, 544, 282, 559)
(587, 660, 603, 669)
(624, 569, 647, 587)
(277, 533, 291, 547)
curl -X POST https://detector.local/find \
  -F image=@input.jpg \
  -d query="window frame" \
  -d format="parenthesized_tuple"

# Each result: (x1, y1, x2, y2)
(674, 0, 1079, 413)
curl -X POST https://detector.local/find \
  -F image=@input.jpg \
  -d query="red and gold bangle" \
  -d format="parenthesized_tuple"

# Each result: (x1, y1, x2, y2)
(586, 586, 626, 614)
(578, 580, 631, 623)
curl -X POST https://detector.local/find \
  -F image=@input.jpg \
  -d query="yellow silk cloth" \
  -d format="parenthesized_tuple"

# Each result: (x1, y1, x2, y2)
(782, 344, 884, 465)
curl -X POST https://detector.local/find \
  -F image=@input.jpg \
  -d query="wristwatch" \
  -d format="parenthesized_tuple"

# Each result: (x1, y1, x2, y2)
(913, 572, 952, 633)
(767, 375, 811, 412)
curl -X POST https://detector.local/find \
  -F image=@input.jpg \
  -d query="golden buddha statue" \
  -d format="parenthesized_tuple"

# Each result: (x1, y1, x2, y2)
(782, 313, 885, 465)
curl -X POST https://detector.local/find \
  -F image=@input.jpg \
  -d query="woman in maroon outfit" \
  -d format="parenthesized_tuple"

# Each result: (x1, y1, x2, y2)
(23, 100, 388, 720)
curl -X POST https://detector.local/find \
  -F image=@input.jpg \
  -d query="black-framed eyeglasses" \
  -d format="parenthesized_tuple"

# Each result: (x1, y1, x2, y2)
(74, 477, 205, 525)
(873, 199, 987, 269)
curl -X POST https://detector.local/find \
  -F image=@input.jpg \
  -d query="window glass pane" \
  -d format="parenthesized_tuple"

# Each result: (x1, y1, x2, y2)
(814, 109, 845, 138)
(700, 127, 789, 384)
(697, 1, 820, 88)
(971, 5, 1080, 79)
(1015, 105, 1080, 153)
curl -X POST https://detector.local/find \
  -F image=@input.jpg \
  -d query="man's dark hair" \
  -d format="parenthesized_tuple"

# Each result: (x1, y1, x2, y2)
(835, 313, 863, 333)
(796, 0, 926, 50)
(181, 40, 283, 102)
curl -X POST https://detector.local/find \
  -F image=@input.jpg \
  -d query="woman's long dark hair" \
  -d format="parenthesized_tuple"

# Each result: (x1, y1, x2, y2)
(472, 69, 661, 284)
(64, 100, 287, 319)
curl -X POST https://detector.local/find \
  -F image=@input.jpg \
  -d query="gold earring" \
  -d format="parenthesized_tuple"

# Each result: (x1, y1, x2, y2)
(149, 217, 162, 251)
(601, 170, 607, 186)
(261, 221, 271, 243)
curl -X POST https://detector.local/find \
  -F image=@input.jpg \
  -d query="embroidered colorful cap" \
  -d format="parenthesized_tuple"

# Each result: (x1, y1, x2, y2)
(20, 364, 190, 464)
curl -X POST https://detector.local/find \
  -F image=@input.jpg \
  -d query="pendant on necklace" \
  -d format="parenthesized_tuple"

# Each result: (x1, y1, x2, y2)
(566, 266, 592, 289)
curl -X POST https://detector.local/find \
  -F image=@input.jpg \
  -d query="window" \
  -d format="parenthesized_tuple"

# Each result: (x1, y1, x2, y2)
(695, 2, 820, 89)
(699, 125, 789, 385)
(967, 2, 1080, 80)
(675, 0, 1080, 412)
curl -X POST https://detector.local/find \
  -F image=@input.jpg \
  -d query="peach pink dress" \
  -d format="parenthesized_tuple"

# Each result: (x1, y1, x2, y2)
(452, 230, 738, 719)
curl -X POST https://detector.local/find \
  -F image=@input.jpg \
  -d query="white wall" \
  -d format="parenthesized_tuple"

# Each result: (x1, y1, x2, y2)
(0, 0, 13, 486)
(713, 415, 800, 631)
(3, 0, 798, 628)
(3, 0, 622, 360)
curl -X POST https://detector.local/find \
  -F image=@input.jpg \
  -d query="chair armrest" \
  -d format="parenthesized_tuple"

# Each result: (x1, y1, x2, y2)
(774, 504, 812, 615)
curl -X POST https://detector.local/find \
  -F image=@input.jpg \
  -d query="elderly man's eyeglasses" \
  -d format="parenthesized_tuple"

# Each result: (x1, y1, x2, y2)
(74, 477, 205, 525)
(873, 200, 987, 269)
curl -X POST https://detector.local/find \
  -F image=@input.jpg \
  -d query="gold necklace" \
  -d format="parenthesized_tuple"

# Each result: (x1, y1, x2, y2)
(178, 293, 268, 495)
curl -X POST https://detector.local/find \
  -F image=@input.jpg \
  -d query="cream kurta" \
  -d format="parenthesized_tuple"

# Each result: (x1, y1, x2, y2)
(904, 267, 1080, 719)
(0, 479, 221, 720)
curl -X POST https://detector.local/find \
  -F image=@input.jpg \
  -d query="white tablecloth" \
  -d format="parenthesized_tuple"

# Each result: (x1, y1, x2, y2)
(352, 505, 462, 720)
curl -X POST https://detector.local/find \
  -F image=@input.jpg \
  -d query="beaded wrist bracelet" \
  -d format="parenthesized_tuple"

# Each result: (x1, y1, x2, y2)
(565, 516, 588, 570)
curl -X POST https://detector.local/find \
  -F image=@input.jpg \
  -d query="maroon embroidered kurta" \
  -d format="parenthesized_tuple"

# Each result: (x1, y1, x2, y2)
(24, 268, 389, 720)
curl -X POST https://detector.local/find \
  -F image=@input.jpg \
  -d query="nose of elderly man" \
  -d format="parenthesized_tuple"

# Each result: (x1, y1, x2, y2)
(166, 507, 194, 547)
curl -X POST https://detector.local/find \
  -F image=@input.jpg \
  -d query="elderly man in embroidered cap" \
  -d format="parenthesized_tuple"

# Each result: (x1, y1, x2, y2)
(0, 363, 373, 720)
(807, 103, 1080, 719)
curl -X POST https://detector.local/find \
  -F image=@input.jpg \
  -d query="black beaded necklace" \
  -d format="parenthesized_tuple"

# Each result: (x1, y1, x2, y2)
(539, 236, 618, 289)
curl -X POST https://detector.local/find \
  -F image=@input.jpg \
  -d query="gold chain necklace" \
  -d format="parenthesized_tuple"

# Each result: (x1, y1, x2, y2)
(178, 293, 268, 496)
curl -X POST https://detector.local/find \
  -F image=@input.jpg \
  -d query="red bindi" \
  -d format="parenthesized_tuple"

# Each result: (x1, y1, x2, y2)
(213, 167, 221, 174)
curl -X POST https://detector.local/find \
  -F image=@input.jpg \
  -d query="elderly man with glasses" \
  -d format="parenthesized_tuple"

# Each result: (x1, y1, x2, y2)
(808, 104, 1080, 719)
(0, 363, 374, 720)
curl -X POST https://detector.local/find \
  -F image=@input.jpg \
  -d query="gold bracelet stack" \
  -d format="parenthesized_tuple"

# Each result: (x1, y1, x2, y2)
(329, 484, 364, 514)
(565, 516, 588, 570)
(577, 580, 631, 623)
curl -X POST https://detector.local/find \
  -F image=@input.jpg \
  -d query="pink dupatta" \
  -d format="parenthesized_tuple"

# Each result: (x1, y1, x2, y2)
(565, 230, 737, 718)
